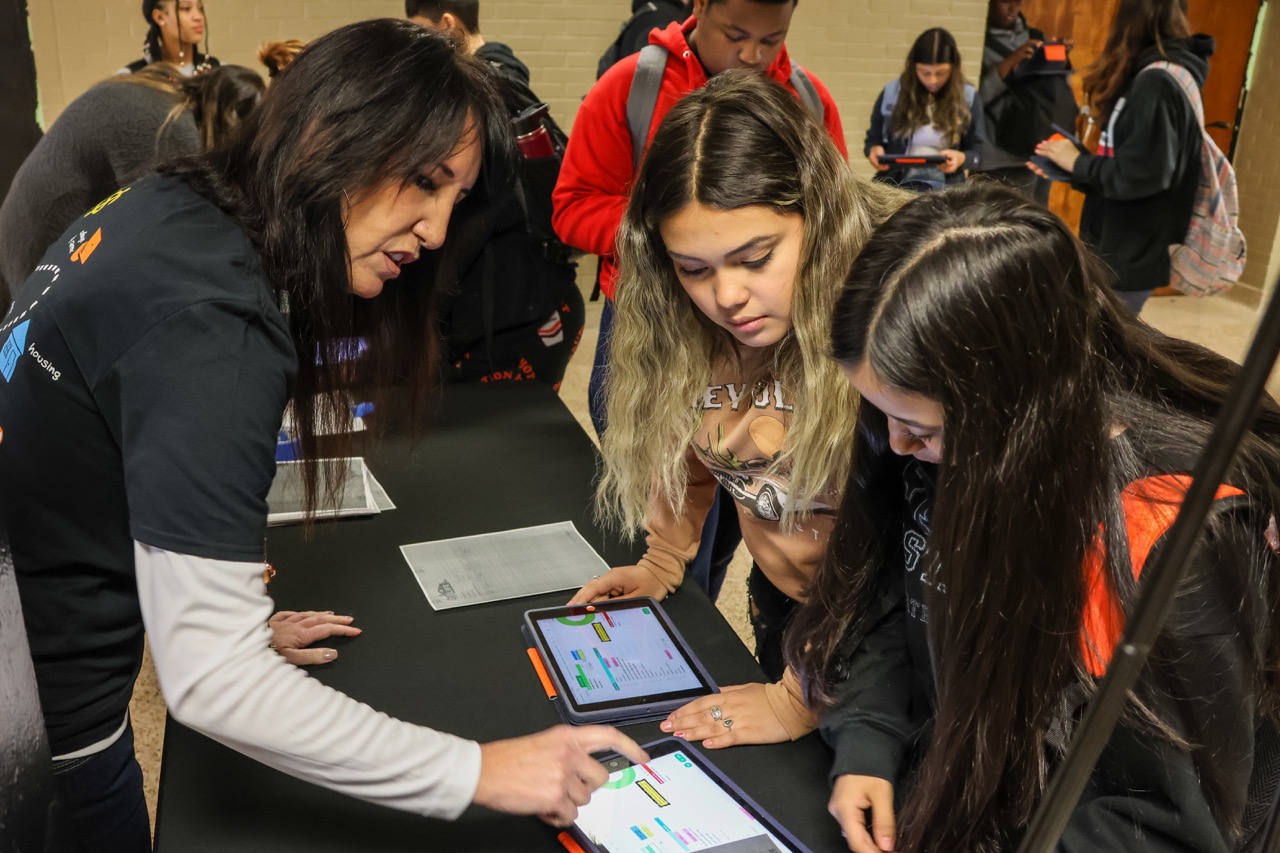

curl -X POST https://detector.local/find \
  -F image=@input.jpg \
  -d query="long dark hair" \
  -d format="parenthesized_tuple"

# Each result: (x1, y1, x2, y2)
(1084, 0, 1191, 121)
(161, 19, 514, 514)
(889, 28, 970, 145)
(786, 182, 1280, 850)
(177, 65, 263, 148)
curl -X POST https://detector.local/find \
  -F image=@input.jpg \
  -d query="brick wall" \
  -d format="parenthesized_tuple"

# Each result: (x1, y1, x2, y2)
(26, 0, 985, 180)
(1232, 2, 1280, 308)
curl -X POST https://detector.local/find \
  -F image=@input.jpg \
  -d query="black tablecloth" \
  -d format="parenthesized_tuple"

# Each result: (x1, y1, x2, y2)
(154, 383, 844, 852)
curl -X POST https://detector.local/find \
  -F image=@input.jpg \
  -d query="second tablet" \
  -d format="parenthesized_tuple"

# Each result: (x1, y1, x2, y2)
(523, 597, 718, 725)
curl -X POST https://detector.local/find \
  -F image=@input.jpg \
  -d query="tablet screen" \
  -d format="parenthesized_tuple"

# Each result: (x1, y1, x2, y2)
(574, 748, 795, 852)
(529, 601, 710, 712)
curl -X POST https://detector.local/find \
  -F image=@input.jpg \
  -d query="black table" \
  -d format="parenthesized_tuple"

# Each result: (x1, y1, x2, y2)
(154, 383, 844, 852)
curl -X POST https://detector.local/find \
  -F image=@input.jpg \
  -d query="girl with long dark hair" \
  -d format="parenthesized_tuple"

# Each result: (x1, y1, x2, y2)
(0, 20, 642, 851)
(121, 0, 219, 76)
(0, 62, 263, 305)
(788, 181, 1280, 853)
(569, 71, 903, 748)
(865, 28, 985, 190)
(1032, 0, 1212, 315)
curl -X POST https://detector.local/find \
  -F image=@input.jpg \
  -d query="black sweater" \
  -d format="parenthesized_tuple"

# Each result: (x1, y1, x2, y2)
(1071, 36, 1214, 293)
(822, 456, 1271, 851)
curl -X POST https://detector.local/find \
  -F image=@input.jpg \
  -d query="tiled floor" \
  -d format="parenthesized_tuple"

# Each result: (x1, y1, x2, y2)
(126, 279, 1269, 836)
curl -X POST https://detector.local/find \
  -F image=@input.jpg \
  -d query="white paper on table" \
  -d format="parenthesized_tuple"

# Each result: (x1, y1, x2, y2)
(267, 458, 391, 525)
(401, 521, 609, 610)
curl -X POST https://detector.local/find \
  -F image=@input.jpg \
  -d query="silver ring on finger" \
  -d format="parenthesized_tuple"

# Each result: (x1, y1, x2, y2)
(723, 719, 734, 730)
(709, 705, 723, 722)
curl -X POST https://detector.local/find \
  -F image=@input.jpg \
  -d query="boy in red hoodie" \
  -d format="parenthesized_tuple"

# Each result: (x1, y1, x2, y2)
(554, 0, 846, 437)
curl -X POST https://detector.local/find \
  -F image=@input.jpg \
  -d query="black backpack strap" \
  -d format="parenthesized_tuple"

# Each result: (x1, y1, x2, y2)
(480, 244, 497, 366)
(626, 44, 669, 172)
(789, 64, 824, 124)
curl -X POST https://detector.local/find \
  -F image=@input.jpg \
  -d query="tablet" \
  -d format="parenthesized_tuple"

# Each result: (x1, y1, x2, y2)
(565, 738, 812, 853)
(523, 598, 716, 724)
(878, 154, 946, 166)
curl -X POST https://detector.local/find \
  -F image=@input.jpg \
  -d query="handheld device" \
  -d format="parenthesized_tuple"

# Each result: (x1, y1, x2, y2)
(877, 154, 947, 167)
(562, 738, 813, 853)
(1030, 122, 1089, 182)
(523, 598, 716, 724)
(1010, 40, 1071, 79)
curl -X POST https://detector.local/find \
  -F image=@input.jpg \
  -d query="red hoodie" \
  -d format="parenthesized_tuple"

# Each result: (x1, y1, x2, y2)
(552, 18, 848, 301)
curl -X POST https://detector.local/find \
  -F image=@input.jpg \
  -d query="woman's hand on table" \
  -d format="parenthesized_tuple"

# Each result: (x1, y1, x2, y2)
(568, 565, 669, 605)
(831, 774, 897, 853)
(659, 683, 791, 749)
(474, 725, 648, 826)
(267, 610, 362, 665)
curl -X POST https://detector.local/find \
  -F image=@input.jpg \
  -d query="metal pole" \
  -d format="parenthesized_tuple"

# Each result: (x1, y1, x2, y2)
(1018, 278, 1280, 853)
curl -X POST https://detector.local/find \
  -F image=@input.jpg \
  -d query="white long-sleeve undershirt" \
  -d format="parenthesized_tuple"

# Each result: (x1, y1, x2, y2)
(134, 541, 481, 819)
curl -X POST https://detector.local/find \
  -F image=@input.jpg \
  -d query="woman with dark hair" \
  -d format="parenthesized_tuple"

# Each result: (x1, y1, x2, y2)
(0, 20, 642, 852)
(0, 62, 263, 305)
(1032, 0, 1212, 315)
(864, 28, 985, 190)
(121, 0, 219, 76)
(788, 181, 1280, 852)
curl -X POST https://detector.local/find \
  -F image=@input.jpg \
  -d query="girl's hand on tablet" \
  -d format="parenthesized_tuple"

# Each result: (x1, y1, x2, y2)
(830, 774, 897, 853)
(567, 565, 669, 605)
(659, 683, 790, 748)
(474, 725, 648, 826)
(267, 610, 362, 666)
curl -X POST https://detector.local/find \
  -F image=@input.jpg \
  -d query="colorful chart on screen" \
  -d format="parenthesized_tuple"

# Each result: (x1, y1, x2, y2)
(524, 598, 715, 720)
(572, 742, 806, 853)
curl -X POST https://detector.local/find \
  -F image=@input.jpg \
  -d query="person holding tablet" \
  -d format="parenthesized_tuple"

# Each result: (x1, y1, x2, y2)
(788, 182, 1280, 852)
(569, 71, 903, 748)
(0, 20, 643, 851)
(864, 28, 985, 191)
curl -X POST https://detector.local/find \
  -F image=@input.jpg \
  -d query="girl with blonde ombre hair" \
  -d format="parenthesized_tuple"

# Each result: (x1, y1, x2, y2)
(569, 70, 904, 748)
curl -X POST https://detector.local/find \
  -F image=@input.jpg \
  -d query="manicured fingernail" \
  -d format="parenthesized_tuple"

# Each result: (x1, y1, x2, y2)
(343, 615, 354, 622)
(659, 721, 673, 731)
(673, 731, 685, 738)
(325, 610, 334, 614)
(323, 650, 336, 661)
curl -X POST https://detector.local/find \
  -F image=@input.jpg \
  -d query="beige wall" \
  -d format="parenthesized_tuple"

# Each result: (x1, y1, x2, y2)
(1233, 1, 1280, 308)
(26, 0, 1274, 311)
(26, 0, 985, 180)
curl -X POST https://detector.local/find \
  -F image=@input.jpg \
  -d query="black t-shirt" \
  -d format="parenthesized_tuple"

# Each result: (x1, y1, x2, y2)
(0, 174, 295, 754)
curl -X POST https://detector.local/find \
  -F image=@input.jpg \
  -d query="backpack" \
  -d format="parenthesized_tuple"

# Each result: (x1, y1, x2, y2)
(1142, 61, 1246, 297)
(625, 43, 824, 171)
(596, 1, 685, 80)
(489, 66, 572, 265)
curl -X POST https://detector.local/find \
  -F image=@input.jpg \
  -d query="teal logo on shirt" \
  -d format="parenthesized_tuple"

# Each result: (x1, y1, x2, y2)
(0, 320, 29, 382)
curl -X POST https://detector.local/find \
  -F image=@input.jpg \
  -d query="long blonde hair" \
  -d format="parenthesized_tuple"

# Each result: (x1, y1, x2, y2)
(598, 71, 905, 535)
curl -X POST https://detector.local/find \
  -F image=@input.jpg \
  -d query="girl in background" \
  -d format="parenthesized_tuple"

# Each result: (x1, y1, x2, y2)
(1033, 0, 1212, 316)
(122, 0, 219, 76)
(570, 70, 903, 748)
(865, 28, 985, 190)
(790, 181, 1280, 853)
(0, 63, 263, 304)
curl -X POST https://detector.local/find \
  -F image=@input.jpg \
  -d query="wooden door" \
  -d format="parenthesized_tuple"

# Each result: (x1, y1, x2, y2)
(1017, 0, 1260, 232)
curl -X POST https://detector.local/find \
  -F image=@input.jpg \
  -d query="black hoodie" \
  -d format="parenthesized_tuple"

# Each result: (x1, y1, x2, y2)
(474, 41, 531, 87)
(1070, 35, 1214, 293)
